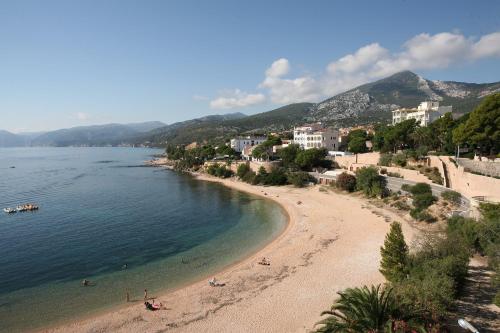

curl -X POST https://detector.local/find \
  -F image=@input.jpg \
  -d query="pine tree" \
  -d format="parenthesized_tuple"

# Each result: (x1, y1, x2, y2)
(380, 222, 409, 282)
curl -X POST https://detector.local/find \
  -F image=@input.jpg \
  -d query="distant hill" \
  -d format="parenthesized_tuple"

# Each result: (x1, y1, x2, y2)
(124, 121, 166, 133)
(141, 71, 499, 145)
(0, 121, 166, 147)
(0, 130, 25, 147)
(140, 105, 312, 145)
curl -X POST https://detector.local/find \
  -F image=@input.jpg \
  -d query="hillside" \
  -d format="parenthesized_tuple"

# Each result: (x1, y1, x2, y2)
(311, 71, 500, 126)
(141, 105, 312, 145)
(143, 71, 499, 145)
(5, 121, 166, 147)
(0, 130, 26, 147)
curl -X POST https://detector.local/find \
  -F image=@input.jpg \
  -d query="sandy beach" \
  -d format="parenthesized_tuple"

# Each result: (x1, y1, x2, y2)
(44, 174, 418, 333)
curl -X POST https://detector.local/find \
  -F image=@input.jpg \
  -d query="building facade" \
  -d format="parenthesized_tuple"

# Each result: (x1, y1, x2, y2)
(230, 136, 267, 153)
(392, 101, 452, 126)
(293, 123, 340, 150)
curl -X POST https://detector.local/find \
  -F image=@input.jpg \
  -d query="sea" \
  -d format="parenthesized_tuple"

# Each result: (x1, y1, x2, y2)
(0, 147, 287, 332)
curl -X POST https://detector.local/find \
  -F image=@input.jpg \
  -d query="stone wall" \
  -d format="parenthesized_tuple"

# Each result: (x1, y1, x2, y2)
(204, 160, 280, 174)
(436, 156, 500, 201)
(334, 152, 381, 170)
(456, 158, 500, 178)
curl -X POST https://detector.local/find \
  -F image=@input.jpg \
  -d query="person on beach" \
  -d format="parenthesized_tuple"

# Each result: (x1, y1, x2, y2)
(82, 279, 89, 287)
(144, 289, 148, 300)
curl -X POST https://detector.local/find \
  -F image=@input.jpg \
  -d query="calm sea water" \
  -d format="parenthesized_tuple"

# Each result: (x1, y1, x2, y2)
(0, 148, 287, 332)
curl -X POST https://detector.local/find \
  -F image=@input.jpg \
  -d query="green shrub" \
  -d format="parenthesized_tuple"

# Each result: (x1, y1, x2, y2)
(392, 201, 411, 211)
(447, 216, 481, 251)
(336, 172, 357, 192)
(236, 163, 251, 179)
(392, 153, 407, 167)
(379, 153, 393, 166)
(355, 166, 387, 197)
(401, 184, 412, 192)
(413, 193, 437, 210)
(287, 171, 313, 188)
(261, 167, 288, 186)
(441, 190, 461, 205)
(410, 209, 436, 222)
(387, 172, 402, 178)
(241, 170, 256, 184)
(408, 183, 432, 195)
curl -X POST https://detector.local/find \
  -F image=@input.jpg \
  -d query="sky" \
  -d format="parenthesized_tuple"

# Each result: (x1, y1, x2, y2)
(1, 0, 500, 133)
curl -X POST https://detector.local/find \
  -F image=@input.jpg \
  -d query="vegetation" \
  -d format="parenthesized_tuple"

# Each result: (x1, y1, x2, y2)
(380, 222, 409, 283)
(287, 171, 314, 188)
(315, 285, 422, 333)
(453, 93, 500, 156)
(206, 163, 233, 178)
(391, 153, 407, 167)
(355, 166, 386, 197)
(335, 172, 357, 192)
(440, 190, 461, 205)
(251, 135, 282, 160)
(346, 129, 368, 154)
(402, 183, 437, 222)
(379, 153, 393, 166)
(295, 148, 329, 171)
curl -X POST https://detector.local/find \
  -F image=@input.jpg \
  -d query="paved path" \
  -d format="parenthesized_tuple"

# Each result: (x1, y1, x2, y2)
(383, 176, 470, 211)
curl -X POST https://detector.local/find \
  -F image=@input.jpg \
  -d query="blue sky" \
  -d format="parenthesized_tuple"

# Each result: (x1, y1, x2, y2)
(1, 0, 499, 132)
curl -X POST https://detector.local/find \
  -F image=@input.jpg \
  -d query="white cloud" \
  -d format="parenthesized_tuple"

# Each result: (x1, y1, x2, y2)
(472, 32, 500, 58)
(76, 112, 89, 121)
(265, 58, 290, 78)
(210, 31, 500, 107)
(209, 89, 266, 109)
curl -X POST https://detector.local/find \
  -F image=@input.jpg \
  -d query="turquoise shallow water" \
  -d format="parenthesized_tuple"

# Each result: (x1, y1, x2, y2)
(0, 148, 287, 332)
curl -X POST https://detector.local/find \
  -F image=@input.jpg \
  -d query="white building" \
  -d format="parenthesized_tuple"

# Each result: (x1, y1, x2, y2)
(392, 101, 452, 126)
(230, 136, 267, 153)
(293, 123, 340, 150)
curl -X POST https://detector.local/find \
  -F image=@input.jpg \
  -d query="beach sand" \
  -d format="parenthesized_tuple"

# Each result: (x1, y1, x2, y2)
(44, 175, 418, 333)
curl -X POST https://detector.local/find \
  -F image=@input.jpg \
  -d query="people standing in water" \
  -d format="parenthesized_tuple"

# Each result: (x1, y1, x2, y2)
(144, 289, 148, 300)
(126, 291, 130, 302)
(81, 279, 90, 287)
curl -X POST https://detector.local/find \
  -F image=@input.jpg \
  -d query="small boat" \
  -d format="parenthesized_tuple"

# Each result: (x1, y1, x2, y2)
(16, 204, 39, 212)
(3, 208, 17, 214)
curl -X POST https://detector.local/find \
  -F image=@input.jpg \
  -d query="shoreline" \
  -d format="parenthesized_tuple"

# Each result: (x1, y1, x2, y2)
(37, 172, 293, 333)
(44, 172, 418, 333)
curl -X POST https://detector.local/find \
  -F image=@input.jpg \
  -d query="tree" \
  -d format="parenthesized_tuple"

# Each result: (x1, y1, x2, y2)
(347, 130, 368, 154)
(380, 222, 409, 283)
(355, 166, 386, 197)
(236, 163, 251, 179)
(315, 285, 420, 333)
(453, 93, 500, 155)
(278, 144, 300, 169)
(295, 148, 327, 171)
(287, 171, 312, 188)
(336, 172, 357, 192)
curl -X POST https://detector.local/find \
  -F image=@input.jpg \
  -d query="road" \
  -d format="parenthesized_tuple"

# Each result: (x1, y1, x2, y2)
(383, 176, 470, 212)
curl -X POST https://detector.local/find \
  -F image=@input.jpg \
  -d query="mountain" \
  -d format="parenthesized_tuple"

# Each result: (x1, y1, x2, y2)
(311, 71, 500, 125)
(0, 130, 25, 147)
(125, 121, 166, 133)
(140, 106, 312, 145)
(29, 121, 166, 147)
(141, 71, 499, 145)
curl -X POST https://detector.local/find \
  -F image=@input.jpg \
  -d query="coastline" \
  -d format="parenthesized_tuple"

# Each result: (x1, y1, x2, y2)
(43, 172, 418, 333)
